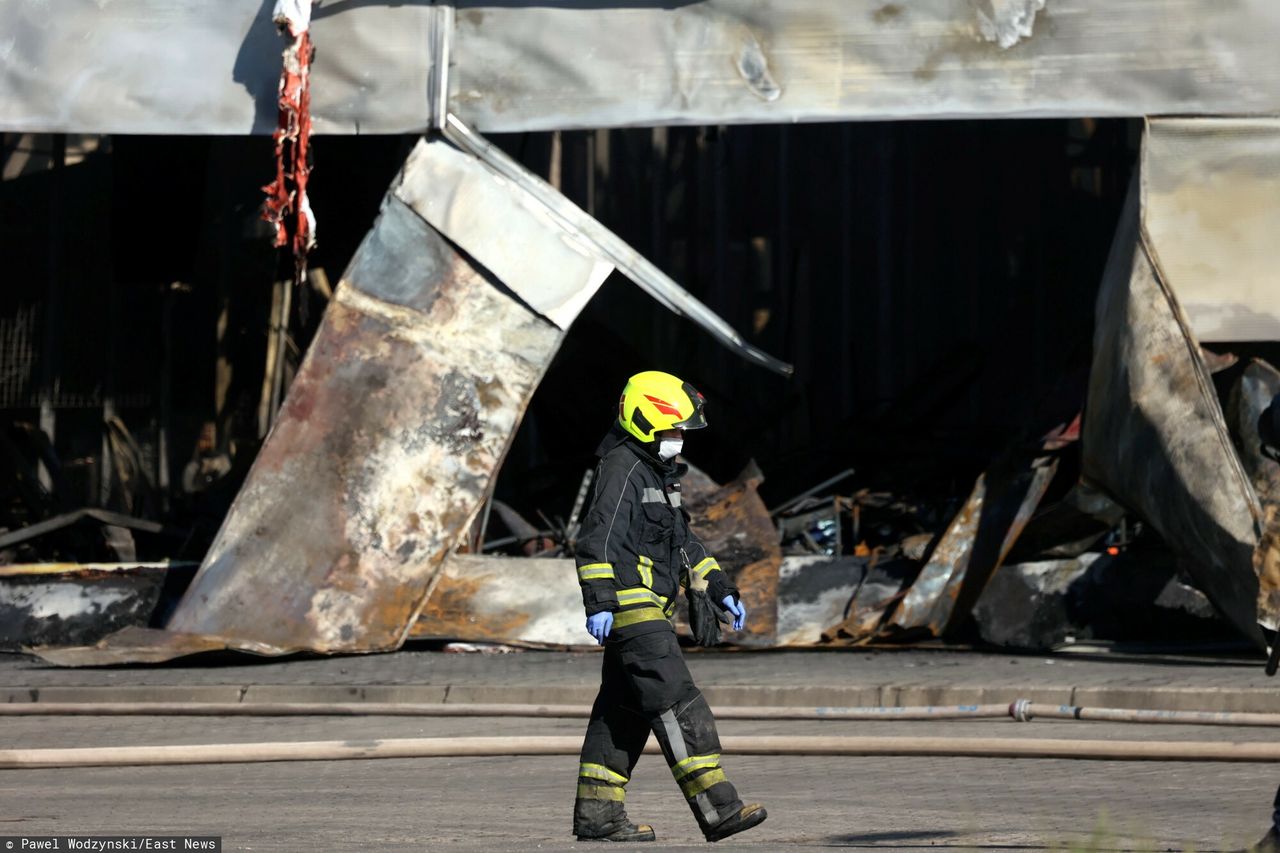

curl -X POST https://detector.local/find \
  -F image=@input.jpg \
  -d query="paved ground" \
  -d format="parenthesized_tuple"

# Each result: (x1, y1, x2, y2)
(3, 647, 1278, 712)
(2, 714, 1276, 852)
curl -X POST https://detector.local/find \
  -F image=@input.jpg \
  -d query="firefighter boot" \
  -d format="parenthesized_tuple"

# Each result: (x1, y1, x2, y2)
(574, 773, 656, 842)
(703, 804, 769, 843)
(573, 798, 655, 843)
(652, 693, 767, 842)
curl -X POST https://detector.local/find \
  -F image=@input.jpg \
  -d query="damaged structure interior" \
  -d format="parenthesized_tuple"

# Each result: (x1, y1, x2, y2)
(2, 0, 1280, 664)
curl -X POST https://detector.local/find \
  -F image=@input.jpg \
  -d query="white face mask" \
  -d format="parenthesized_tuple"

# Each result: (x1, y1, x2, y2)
(657, 438, 684, 461)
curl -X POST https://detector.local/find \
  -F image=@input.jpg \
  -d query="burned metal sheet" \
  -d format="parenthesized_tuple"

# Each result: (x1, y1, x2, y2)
(0, 563, 194, 652)
(681, 464, 781, 646)
(1143, 119, 1280, 343)
(885, 436, 1062, 639)
(7, 2, 1280, 135)
(823, 558, 921, 644)
(1082, 174, 1265, 643)
(774, 556, 865, 646)
(162, 196, 564, 655)
(972, 552, 1227, 651)
(31, 625, 235, 667)
(412, 555, 856, 648)
(410, 555, 586, 647)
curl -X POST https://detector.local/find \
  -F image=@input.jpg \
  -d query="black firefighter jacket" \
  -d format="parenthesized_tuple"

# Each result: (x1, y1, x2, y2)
(575, 423, 739, 637)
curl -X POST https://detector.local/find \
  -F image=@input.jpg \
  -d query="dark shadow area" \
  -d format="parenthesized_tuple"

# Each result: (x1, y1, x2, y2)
(491, 119, 1136, 533)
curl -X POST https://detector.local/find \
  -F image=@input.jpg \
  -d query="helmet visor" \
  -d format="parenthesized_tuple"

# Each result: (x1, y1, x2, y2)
(672, 382, 708, 430)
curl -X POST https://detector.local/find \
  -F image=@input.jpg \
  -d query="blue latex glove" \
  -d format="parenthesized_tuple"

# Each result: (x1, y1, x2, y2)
(721, 595, 747, 631)
(586, 611, 613, 645)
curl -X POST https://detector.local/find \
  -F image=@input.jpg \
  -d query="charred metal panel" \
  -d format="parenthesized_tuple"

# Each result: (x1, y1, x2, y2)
(0, 563, 186, 651)
(31, 625, 232, 667)
(410, 555, 585, 647)
(774, 557, 864, 646)
(887, 454, 1057, 638)
(165, 196, 563, 654)
(1143, 119, 1280, 343)
(823, 558, 920, 644)
(1082, 177, 1264, 643)
(681, 465, 781, 646)
(411, 555, 848, 648)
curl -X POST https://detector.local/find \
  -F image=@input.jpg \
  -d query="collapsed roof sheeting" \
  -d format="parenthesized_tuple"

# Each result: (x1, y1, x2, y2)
(1142, 119, 1280, 343)
(5, 1, 1280, 135)
(1082, 156, 1266, 645)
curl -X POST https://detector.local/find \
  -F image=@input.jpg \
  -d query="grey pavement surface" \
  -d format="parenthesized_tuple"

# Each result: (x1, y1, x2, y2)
(3, 714, 1277, 851)
(3, 647, 1278, 712)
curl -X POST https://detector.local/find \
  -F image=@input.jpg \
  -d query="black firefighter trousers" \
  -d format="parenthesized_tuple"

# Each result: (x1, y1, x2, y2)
(573, 624, 745, 838)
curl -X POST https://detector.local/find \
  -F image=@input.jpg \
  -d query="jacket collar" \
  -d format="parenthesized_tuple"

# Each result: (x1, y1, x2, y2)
(595, 422, 683, 480)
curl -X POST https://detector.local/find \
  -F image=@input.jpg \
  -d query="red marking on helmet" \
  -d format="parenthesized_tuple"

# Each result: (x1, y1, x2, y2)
(644, 395, 683, 417)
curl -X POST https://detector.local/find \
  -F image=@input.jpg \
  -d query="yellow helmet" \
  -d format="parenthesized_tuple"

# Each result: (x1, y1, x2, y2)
(617, 371, 708, 443)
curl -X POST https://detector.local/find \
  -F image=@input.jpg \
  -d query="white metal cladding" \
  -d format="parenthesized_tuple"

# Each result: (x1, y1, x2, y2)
(0, 0, 434, 135)
(1142, 118, 1280, 343)
(5, 1, 1280, 135)
(449, 0, 1280, 131)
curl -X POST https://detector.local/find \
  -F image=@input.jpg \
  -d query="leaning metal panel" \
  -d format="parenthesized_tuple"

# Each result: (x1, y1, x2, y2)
(166, 196, 564, 654)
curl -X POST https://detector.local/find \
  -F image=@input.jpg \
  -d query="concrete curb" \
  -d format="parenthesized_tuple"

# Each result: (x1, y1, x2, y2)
(4, 682, 1280, 713)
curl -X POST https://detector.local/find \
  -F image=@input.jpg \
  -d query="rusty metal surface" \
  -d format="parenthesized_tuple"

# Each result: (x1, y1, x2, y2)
(410, 555, 585, 647)
(1082, 173, 1264, 643)
(823, 558, 920, 644)
(411, 555, 842, 648)
(162, 191, 564, 656)
(681, 464, 781, 646)
(886, 453, 1058, 639)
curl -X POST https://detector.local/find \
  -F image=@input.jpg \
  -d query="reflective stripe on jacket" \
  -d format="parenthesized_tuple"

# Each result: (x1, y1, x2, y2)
(575, 423, 737, 631)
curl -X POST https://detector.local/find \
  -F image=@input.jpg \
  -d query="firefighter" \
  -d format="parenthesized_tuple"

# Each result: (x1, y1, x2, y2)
(571, 370, 768, 843)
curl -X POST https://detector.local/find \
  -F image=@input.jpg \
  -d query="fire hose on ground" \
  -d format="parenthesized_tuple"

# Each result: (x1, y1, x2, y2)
(8, 700, 1280, 769)
(6, 735, 1280, 770)
(4, 699, 1280, 727)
